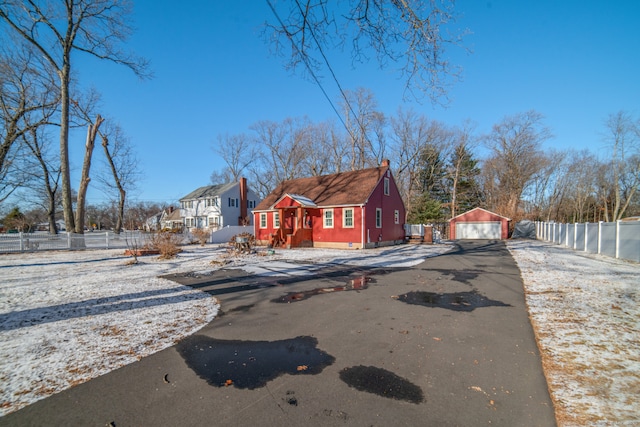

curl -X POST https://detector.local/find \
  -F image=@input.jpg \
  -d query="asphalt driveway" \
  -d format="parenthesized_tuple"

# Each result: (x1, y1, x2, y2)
(0, 240, 556, 426)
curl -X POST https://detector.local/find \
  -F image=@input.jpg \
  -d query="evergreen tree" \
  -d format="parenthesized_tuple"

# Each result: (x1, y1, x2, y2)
(447, 143, 482, 218)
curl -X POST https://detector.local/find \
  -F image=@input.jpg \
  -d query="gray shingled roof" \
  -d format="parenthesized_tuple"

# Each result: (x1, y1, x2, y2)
(179, 182, 237, 201)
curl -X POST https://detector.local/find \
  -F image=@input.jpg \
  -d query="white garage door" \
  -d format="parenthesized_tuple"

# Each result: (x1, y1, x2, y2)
(456, 222, 501, 239)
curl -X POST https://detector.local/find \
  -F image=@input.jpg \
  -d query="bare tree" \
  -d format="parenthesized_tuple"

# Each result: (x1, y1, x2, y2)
(1, 0, 150, 233)
(342, 87, 385, 170)
(482, 110, 552, 222)
(301, 120, 348, 176)
(601, 111, 640, 221)
(525, 149, 567, 221)
(212, 133, 256, 181)
(0, 40, 58, 202)
(96, 121, 140, 233)
(250, 117, 310, 196)
(75, 114, 104, 234)
(20, 125, 61, 234)
(264, 0, 466, 103)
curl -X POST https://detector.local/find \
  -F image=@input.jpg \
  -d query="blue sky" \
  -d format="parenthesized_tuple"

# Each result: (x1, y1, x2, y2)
(72, 0, 640, 206)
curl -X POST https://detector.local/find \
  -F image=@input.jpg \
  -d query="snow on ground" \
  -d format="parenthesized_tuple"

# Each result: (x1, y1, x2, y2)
(507, 240, 640, 427)
(1, 241, 638, 424)
(0, 243, 451, 416)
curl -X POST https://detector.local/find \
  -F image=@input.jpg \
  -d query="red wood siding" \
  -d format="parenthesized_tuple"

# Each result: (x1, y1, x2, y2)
(253, 169, 406, 248)
(363, 170, 406, 245)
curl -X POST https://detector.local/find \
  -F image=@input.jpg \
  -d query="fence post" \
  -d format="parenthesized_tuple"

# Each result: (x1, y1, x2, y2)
(19, 232, 24, 251)
(106, 231, 110, 249)
(67, 232, 71, 249)
(598, 221, 602, 255)
(616, 220, 620, 259)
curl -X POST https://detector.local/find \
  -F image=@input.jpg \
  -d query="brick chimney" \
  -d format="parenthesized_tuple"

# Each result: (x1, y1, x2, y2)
(239, 177, 248, 225)
(381, 159, 390, 168)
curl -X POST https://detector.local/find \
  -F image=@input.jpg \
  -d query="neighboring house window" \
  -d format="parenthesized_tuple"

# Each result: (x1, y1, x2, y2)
(214, 197, 219, 207)
(324, 209, 334, 228)
(394, 210, 399, 224)
(343, 208, 354, 228)
(260, 213, 267, 228)
(384, 177, 390, 196)
(274, 212, 280, 228)
(376, 208, 382, 228)
(228, 198, 234, 207)
(236, 198, 239, 207)
(209, 216, 218, 227)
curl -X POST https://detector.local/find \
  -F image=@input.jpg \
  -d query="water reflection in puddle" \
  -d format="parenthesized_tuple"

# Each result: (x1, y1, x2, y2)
(396, 290, 511, 311)
(339, 365, 424, 404)
(272, 276, 372, 303)
(176, 335, 335, 389)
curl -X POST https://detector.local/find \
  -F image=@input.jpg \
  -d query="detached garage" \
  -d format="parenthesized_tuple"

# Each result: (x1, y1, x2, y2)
(449, 207, 510, 240)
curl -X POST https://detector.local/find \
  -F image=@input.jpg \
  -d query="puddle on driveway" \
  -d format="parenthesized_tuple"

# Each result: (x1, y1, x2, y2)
(396, 290, 511, 311)
(272, 276, 372, 303)
(176, 335, 335, 389)
(339, 365, 424, 404)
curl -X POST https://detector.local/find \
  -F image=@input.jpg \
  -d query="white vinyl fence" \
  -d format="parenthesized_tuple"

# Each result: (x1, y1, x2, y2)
(0, 231, 151, 254)
(209, 225, 254, 243)
(536, 221, 640, 263)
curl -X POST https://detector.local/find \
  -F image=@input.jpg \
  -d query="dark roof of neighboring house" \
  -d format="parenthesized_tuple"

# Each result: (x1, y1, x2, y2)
(180, 182, 237, 201)
(255, 166, 390, 211)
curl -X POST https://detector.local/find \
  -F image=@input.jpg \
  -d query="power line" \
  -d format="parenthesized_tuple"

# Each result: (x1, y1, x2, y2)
(265, 0, 361, 144)
(291, 0, 370, 143)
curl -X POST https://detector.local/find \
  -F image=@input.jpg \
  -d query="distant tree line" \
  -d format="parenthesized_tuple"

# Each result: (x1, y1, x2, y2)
(211, 93, 640, 226)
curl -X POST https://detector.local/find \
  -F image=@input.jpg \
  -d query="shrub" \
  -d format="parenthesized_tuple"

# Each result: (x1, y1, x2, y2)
(190, 228, 211, 246)
(150, 231, 183, 259)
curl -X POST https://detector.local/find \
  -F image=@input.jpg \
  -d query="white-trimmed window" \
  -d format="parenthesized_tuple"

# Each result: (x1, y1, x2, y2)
(394, 210, 399, 224)
(260, 213, 267, 229)
(274, 212, 280, 228)
(376, 208, 382, 228)
(324, 209, 334, 228)
(384, 177, 390, 196)
(343, 208, 354, 228)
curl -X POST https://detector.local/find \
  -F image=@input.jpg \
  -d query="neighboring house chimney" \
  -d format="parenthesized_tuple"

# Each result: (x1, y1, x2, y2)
(239, 177, 248, 225)
(381, 159, 390, 168)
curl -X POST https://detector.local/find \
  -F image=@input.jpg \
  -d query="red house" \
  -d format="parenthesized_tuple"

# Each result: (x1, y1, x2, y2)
(449, 207, 511, 240)
(253, 160, 406, 249)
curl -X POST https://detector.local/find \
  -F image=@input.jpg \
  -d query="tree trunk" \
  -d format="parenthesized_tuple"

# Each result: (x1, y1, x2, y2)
(116, 188, 126, 234)
(75, 115, 104, 235)
(59, 62, 75, 233)
(101, 132, 128, 234)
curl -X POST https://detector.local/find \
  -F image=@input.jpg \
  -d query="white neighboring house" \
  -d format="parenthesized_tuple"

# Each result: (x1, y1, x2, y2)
(179, 178, 260, 230)
(144, 207, 183, 232)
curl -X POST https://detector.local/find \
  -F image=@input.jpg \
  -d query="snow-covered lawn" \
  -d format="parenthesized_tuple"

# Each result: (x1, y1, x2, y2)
(1, 241, 638, 425)
(0, 243, 451, 416)
(507, 240, 640, 427)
